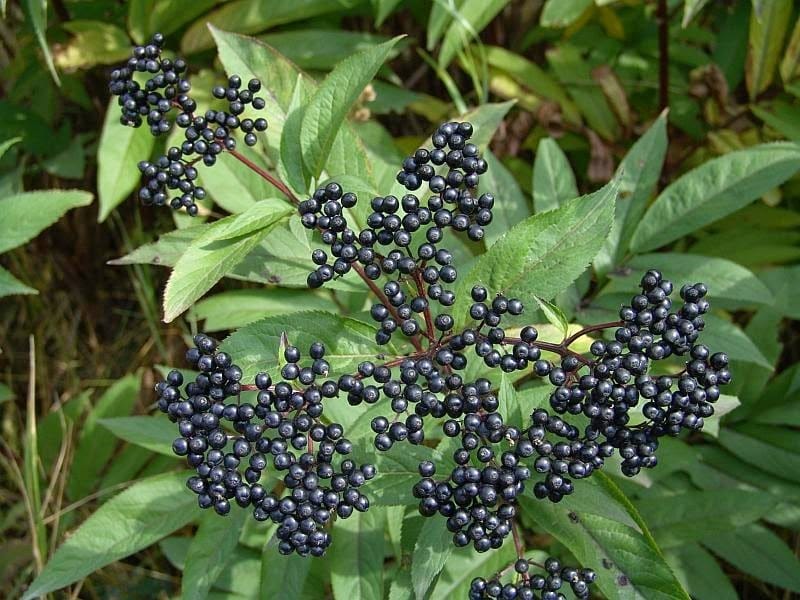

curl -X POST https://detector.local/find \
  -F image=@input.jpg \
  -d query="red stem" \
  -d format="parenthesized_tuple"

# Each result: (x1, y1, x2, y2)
(228, 149, 299, 205)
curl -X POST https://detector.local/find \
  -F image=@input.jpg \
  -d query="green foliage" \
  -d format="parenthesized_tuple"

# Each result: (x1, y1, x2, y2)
(5, 2, 800, 599)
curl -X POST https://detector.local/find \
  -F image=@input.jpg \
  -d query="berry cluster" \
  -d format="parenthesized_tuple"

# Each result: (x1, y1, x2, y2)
(155, 335, 374, 556)
(108, 33, 192, 135)
(109, 34, 269, 215)
(298, 122, 496, 347)
(470, 558, 596, 600)
(140, 111, 732, 597)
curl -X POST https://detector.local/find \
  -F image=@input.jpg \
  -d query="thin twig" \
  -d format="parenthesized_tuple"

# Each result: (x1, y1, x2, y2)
(228, 149, 299, 205)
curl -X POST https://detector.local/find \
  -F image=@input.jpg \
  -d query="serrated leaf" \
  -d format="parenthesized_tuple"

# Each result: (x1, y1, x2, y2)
(23, 471, 196, 599)
(163, 199, 292, 322)
(453, 176, 619, 327)
(534, 296, 569, 339)
(522, 476, 690, 600)
(330, 509, 385, 600)
(182, 509, 248, 600)
(412, 518, 453, 599)
(221, 311, 399, 379)
(261, 29, 398, 70)
(99, 416, 177, 457)
(300, 37, 402, 179)
(745, 0, 792, 99)
(97, 102, 156, 221)
(0, 265, 37, 297)
(596, 111, 668, 275)
(630, 143, 800, 252)
(540, 0, 592, 28)
(352, 441, 434, 506)
(532, 138, 578, 214)
(0, 190, 93, 253)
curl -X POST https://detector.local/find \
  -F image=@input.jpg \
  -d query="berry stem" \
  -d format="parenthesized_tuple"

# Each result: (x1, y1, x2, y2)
(352, 263, 425, 353)
(228, 148, 300, 205)
(411, 270, 436, 343)
(561, 321, 623, 348)
(511, 520, 530, 582)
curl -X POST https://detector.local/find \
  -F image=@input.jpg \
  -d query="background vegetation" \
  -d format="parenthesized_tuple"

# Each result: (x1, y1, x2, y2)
(1, 0, 799, 598)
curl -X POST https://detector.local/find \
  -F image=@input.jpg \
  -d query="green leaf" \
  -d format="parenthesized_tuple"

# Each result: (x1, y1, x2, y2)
(0, 265, 37, 297)
(97, 102, 156, 222)
(99, 416, 176, 457)
(54, 21, 130, 69)
(745, 0, 792, 99)
(718, 425, 800, 484)
(0, 136, 21, 161)
(68, 375, 141, 500)
(532, 138, 578, 214)
(453, 177, 619, 327)
(682, 0, 712, 27)
(183, 509, 248, 600)
(221, 311, 400, 379)
(547, 45, 620, 141)
(540, 0, 592, 28)
(199, 150, 278, 214)
(127, 0, 217, 43)
(330, 508, 385, 600)
(0, 190, 93, 254)
(260, 29, 396, 71)
(352, 442, 434, 506)
(780, 17, 800, 83)
(522, 476, 690, 600)
(412, 518, 454, 600)
(482, 151, 532, 247)
(300, 37, 402, 179)
(182, 0, 361, 54)
(703, 523, 800, 592)
(483, 46, 581, 125)
(0, 382, 14, 404)
(195, 289, 330, 332)
(432, 542, 516, 598)
(701, 394, 740, 437)
(163, 199, 292, 322)
(427, 0, 463, 50)
(438, 0, 511, 68)
(596, 111, 668, 275)
(279, 75, 312, 195)
(260, 550, 312, 599)
(701, 313, 771, 368)
(630, 142, 800, 252)
(637, 489, 777, 548)
(664, 543, 738, 600)
(22, 0, 59, 84)
(23, 471, 197, 599)
(534, 296, 569, 339)
(600, 253, 773, 309)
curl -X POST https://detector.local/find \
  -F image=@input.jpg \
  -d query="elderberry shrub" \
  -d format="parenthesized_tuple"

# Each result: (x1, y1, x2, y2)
(123, 45, 732, 586)
(109, 33, 268, 215)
